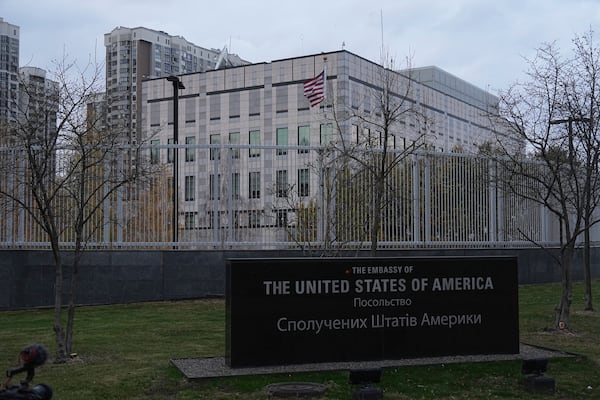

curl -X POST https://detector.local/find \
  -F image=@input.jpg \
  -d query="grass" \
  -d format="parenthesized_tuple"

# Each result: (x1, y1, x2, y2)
(1, 282, 599, 399)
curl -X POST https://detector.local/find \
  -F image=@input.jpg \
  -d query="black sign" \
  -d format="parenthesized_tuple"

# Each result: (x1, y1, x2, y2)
(225, 257, 519, 368)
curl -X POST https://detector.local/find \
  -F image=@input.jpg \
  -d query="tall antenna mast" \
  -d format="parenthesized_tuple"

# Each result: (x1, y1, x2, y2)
(380, 9, 385, 65)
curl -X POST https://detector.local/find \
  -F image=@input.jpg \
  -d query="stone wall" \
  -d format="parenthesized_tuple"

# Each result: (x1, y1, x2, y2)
(0, 247, 597, 310)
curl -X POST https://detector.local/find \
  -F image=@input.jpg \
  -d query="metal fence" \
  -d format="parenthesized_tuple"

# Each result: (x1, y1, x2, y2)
(0, 144, 557, 249)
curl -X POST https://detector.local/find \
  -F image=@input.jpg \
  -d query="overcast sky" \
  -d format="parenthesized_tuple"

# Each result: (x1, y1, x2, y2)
(4, 0, 600, 93)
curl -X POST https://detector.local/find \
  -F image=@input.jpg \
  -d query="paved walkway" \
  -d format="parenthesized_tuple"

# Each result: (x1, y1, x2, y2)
(171, 343, 575, 379)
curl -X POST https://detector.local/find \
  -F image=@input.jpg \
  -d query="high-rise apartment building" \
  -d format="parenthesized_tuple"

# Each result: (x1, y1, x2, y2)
(1, 19, 57, 144)
(86, 92, 108, 133)
(1, 64, 59, 244)
(0, 17, 20, 124)
(104, 26, 248, 143)
(18, 66, 59, 140)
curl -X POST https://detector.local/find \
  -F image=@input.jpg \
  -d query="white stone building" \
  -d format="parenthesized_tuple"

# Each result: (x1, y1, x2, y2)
(141, 50, 513, 238)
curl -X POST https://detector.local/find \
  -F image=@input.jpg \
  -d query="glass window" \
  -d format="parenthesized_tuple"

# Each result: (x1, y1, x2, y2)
(150, 103, 160, 126)
(209, 95, 220, 120)
(229, 91, 240, 118)
(364, 128, 373, 147)
(320, 124, 333, 145)
(249, 89, 261, 116)
(150, 139, 160, 164)
(231, 172, 240, 199)
(351, 124, 359, 144)
(249, 130, 260, 157)
(298, 126, 310, 154)
(185, 136, 195, 162)
(248, 210, 260, 227)
(167, 138, 174, 163)
(185, 97, 196, 123)
(275, 209, 288, 227)
(276, 170, 288, 197)
(276, 86, 288, 112)
(249, 172, 260, 199)
(184, 212, 195, 229)
(298, 168, 309, 197)
(229, 132, 240, 159)
(210, 134, 220, 160)
(184, 175, 195, 201)
(277, 127, 288, 155)
(210, 174, 220, 200)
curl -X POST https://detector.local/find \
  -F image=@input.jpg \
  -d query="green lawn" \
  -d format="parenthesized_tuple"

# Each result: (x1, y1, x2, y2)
(1, 282, 599, 399)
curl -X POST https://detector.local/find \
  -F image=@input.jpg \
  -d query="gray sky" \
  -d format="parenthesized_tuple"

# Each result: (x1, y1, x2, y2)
(3, 0, 600, 93)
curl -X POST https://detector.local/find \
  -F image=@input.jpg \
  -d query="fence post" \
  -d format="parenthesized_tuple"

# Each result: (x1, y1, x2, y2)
(116, 156, 124, 243)
(17, 154, 25, 243)
(489, 159, 497, 243)
(424, 155, 431, 243)
(103, 157, 110, 244)
(412, 154, 420, 244)
(541, 202, 550, 242)
(4, 149, 14, 244)
(317, 149, 324, 245)
(226, 147, 234, 244)
(212, 147, 220, 246)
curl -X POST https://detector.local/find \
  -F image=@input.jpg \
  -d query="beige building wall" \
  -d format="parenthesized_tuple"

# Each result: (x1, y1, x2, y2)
(142, 50, 510, 231)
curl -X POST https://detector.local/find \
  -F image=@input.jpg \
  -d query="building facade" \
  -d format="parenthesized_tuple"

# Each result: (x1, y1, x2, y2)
(18, 67, 59, 140)
(1, 20, 57, 143)
(141, 50, 516, 241)
(0, 67, 59, 244)
(143, 50, 504, 154)
(104, 26, 247, 144)
(0, 17, 19, 125)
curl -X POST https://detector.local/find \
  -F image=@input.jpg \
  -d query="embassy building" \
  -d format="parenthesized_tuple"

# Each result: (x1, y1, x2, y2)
(140, 50, 516, 242)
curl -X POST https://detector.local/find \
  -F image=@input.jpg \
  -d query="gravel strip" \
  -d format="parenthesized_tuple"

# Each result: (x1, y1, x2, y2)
(171, 343, 575, 379)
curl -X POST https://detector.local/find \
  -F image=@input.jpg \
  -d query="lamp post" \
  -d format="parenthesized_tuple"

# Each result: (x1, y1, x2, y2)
(549, 116, 591, 161)
(167, 76, 185, 245)
(549, 117, 590, 130)
(549, 116, 590, 161)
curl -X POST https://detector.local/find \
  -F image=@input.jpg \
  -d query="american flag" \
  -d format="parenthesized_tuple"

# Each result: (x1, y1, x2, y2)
(303, 71, 325, 107)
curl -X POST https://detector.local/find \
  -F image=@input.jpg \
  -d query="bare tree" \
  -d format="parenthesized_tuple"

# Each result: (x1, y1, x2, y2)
(562, 29, 600, 311)
(0, 56, 149, 361)
(332, 55, 430, 254)
(491, 39, 598, 330)
(269, 146, 346, 256)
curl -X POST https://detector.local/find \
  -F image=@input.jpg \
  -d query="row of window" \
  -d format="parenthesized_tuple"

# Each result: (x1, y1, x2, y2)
(150, 124, 333, 164)
(183, 209, 292, 230)
(182, 168, 311, 202)
(151, 119, 420, 167)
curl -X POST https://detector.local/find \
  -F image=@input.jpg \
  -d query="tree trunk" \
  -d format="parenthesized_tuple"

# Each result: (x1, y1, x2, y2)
(554, 245, 574, 330)
(370, 177, 384, 255)
(65, 255, 80, 355)
(50, 239, 67, 363)
(583, 214, 594, 311)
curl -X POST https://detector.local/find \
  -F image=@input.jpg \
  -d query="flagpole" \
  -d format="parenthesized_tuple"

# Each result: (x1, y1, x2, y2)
(319, 56, 328, 248)
(323, 56, 328, 116)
